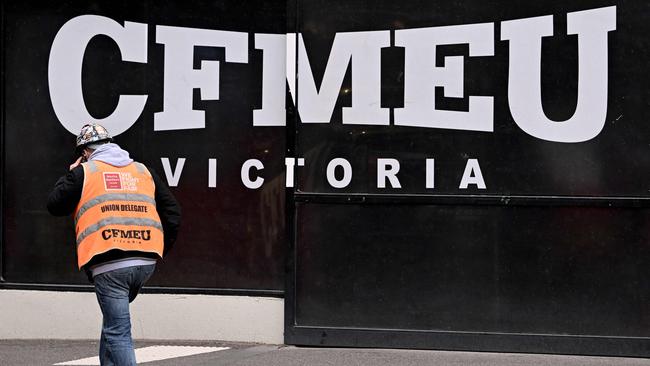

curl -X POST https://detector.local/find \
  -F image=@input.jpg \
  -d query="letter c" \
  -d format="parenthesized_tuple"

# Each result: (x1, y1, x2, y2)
(101, 229, 111, 240)
(241, 159, 265, 189)
(48, 15, 148, 137)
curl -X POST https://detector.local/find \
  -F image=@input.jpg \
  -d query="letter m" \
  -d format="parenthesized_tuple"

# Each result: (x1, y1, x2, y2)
(292, 31, 390, 125)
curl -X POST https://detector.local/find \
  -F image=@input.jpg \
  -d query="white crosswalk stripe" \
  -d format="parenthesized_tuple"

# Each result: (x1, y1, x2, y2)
(53, 345, 230, 365)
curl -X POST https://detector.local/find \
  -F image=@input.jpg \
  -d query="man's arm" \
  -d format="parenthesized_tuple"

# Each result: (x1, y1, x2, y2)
(47, 165, 84, 216)
(148, 167, 181, 257)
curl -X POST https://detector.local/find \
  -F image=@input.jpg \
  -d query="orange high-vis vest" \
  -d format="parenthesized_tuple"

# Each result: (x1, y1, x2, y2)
(74, 160, 164, 269)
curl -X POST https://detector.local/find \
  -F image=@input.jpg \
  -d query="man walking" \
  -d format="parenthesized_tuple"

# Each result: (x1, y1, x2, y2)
(47, 123, 181, 365)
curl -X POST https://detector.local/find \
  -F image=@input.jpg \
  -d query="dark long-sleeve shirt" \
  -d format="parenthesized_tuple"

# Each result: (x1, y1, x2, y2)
(47, 164, 181, 265)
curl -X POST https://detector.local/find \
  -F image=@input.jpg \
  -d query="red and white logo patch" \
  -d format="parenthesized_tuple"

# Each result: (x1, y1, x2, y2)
(103, 173, 122, 190)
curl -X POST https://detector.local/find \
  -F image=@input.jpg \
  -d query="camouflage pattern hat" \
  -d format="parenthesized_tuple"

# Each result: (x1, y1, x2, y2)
(76, 123, 112, 149)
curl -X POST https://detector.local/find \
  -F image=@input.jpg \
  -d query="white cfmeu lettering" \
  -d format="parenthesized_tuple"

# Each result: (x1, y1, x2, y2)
(501, 6, 616, 142)
(154, 26, 248, 131)
(48, 15, 148, 136)
(395, 22, 494, 132)
(49, 6, 616, 143)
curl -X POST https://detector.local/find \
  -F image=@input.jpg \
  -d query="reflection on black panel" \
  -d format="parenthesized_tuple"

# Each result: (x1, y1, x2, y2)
(296, 203, 650, 337)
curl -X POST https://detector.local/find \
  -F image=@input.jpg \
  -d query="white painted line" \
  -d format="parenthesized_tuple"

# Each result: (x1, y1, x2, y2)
(54, 345, 230, 365)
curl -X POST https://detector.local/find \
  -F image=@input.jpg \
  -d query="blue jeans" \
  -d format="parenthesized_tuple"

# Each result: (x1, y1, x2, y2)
(93, 264, 155, 366)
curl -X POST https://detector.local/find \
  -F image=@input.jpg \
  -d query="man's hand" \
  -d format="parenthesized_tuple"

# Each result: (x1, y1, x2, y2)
(69, 156, 82, 171)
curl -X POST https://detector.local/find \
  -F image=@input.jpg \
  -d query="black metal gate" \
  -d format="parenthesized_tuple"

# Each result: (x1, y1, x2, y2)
(285, 0, 650, 357)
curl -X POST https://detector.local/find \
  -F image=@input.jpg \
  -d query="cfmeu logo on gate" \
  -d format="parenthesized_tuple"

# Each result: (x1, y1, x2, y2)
(48, 6, 616, 143)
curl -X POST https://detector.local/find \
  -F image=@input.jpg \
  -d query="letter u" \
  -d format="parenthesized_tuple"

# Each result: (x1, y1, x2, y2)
(501, 6, 616, 142)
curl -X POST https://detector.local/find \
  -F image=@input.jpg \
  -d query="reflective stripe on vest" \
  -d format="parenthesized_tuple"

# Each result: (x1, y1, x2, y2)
(76, 217, 163, 246)
(74, 193, 157, 224)
(74, 161, 163, 269)
(86, 161, 98, 173)
(134, 162, 146, 174)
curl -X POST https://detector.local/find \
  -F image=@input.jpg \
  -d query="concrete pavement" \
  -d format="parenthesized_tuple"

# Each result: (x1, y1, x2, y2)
(1, 340, 650, 366)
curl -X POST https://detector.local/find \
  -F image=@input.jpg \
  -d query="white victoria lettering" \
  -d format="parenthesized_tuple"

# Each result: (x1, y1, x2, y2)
(327, 158, 353, 189)
(242, 159, 265, 189)
(161, 157, 186, 187)
(160, 157, 486, 190)
(377, 158, 401, 189)
(459, 159, 486, 190)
